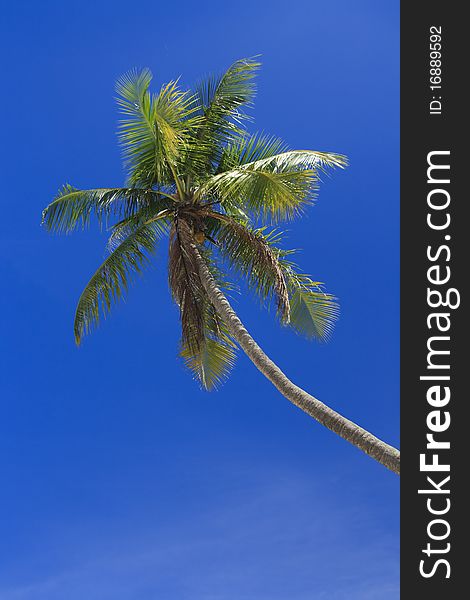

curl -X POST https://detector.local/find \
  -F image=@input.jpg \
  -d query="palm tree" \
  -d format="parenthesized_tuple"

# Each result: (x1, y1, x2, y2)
(42, 58, 400, 474)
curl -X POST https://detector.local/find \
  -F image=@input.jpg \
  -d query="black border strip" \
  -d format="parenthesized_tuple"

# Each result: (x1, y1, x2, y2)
(400, 2, 464, 597)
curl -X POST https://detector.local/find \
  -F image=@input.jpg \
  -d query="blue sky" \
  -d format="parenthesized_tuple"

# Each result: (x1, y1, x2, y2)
(0, 1, 399, 598)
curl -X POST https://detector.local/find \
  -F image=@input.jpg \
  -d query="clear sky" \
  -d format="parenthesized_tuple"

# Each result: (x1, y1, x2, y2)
(0, 1, 399, 598)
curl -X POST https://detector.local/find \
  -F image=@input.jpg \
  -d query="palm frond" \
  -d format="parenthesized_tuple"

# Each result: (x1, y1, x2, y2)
(216, 132, 288, 174)
(106, 207, 171, 252)
(169, 222, 237, 389)
(74, 219, 164, 344)
(208, 211, 338, 339)
(200, 166, 318, 222)
(185, 58, 260, 176)
(195, 57, 259, 116)
(168, 218, 207, 354)
(281, 265, 339, 340)
(200, 149, 346, 221)
(181, 251, 237, 390)
(209, 213, 290, 322)
(181, 278, 237, 391)
(181, 333, 236, 391)
(237, 149, 348, 174)
(116, 69, 199, 188)
(42, 185, 166, 234)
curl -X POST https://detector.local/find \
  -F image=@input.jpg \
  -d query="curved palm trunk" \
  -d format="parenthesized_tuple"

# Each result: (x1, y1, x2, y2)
(193, 246, 400, 475)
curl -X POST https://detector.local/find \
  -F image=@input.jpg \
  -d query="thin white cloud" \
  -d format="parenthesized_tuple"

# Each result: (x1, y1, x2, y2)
(0, 466, 398, 600)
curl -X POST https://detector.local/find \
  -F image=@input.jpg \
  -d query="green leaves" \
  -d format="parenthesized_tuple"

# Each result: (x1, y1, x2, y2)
(106, 207, 170, 252)
(201, 166, 316, 222)
(42, 185, 165, 234)
(186, 58, 260, 177)
(116, 69, 198, 188)
(180, 278, 237, 391)
(210, 214, 290, 322)
(200, 147, 346, 221)
(44, 57, 345, 389)
(74, 219, 165, 345)
(281, 267, 339, 340)
(195, 57, 259, 117)
(181, 335, 236, 391)
(240, 149, 348, 174)
(169, 220, 237, 390)
(211, 215, 338, 339)
(217, 132, 288, 173)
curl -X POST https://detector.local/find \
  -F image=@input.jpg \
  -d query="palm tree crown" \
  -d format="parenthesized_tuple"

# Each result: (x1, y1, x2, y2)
(42, 58, 346, 390)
